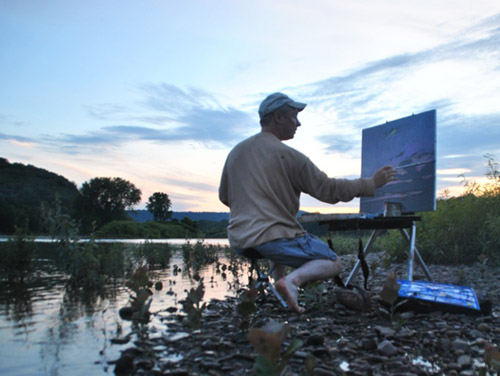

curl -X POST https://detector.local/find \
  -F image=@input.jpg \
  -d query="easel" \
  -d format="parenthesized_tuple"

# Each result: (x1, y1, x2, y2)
(299, 213, 433, 286)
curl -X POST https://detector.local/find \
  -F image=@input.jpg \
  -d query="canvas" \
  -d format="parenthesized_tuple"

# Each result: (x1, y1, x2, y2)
(360, 110, 437, 215)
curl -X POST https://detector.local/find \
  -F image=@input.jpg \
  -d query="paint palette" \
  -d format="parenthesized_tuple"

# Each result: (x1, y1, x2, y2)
(397, 279, 480, 311)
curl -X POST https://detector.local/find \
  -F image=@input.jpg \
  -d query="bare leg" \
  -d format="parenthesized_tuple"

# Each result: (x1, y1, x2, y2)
(270, 261, 286, 281)
(275, 258, 343, 313)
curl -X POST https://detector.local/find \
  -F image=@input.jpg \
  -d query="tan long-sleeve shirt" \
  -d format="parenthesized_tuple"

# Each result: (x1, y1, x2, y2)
(219, 131, 376, 249)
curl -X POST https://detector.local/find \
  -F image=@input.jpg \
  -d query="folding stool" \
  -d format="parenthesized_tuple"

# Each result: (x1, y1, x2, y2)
(241, 248, 288, 308)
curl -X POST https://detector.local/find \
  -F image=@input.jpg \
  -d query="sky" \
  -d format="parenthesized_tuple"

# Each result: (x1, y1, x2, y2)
(1, 0, 500, 213)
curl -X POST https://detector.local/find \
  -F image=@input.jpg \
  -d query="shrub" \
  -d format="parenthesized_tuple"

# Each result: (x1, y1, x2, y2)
(182, 241, 219, 271)
(94, 220, 190, 239)
(133, 241, 173, 269)
(375, 155, 500, 266)
(0, 225, 36, 282)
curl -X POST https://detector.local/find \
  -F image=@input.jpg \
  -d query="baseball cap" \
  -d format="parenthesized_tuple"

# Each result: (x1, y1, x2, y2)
(258, 92, 307, 119)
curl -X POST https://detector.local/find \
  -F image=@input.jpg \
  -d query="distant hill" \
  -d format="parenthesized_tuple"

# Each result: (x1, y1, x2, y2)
(0, 157, 79, 234)
(128, 210, 229, 222)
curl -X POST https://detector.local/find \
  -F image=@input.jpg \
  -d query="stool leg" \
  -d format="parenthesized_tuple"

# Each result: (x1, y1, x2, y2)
(250, 258, 288, 309)
(267, 282, 288, 308)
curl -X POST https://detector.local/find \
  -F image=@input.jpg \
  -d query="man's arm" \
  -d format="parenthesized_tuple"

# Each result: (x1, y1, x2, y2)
(219, 165, 230, 207)
(297, 160, 396, 204)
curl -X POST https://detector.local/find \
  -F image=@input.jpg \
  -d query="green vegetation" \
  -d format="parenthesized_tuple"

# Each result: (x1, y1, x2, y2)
(0, 224, 36, 282)
(196, 219, 228, 238)
(76, 177, 141, 233)
(376, 154, 500, 266)
(94, 220, 196, 238)
(180, 274, 207, 329)
(132, 241, 173, 268)
(146, 192, 172, 222)
(0, 157, 78, 234)
(47, 200, 129, 288)
(3, 154, 500, 268)
(248, 321, 303, 376)
(236, 288, 258, 332)
(0, 157, 227, 238)
(182, 240, 220, 271)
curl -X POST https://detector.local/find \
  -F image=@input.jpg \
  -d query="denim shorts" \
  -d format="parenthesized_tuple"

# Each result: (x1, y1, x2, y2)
(236, 233, 337, 269)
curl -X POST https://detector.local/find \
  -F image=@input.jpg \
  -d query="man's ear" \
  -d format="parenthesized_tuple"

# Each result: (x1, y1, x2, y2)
(273, 110, 284, 124)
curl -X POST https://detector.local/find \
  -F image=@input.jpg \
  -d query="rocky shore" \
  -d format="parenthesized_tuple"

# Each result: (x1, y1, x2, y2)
(113, 252, 500, 375)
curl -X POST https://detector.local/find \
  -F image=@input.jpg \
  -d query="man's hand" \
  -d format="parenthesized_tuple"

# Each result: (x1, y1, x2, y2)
(373, 165, 397, 188)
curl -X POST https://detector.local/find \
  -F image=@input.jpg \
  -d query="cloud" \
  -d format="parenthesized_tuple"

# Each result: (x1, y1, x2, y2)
(438, 112, 500, 172)
(292, 13, 500, 157)
(140, 83, 256, 143)
(6, 13, 500, 167)
(85, 103, 130, 121)
(160, 177, 217, 192)
(51, 85, 255, 153)
(49, 107, 252, 150)
(0, 132, 34, 143)
(320, 134, 359, 154)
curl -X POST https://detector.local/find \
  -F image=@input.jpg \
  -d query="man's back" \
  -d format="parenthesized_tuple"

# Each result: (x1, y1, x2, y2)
(219, 131, 307, 249)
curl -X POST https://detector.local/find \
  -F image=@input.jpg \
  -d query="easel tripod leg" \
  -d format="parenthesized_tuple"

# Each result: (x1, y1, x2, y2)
(344, 230, 379, 286)
(399, 228, 433, 282)
(407, 222, 416, 281)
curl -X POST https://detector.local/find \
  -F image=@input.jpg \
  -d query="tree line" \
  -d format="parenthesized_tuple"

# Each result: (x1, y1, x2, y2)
(0, 158, 223, 236)
(77, 176, 172, 233)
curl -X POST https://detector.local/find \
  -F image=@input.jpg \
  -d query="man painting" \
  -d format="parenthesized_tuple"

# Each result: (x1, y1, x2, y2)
(219, 92, 396, 312)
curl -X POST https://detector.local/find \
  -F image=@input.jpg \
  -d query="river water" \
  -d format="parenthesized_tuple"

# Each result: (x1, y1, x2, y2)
(0, 238, 247, 376)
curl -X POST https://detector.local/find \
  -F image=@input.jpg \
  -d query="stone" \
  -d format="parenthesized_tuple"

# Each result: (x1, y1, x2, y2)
(439, 338, 452, 352)
(446, 363, 460, 371)
(312, 347, 330, 357)
(451, 339, 468, 352)
(114, 354, 134, 374)
(314, 368, 336, 376)
(111, 336, 131, 345)
(399, 311, 415, 320)
(118, 306, 136, 321)
(306, 334, 325, 346)
(377, 339, 398, 356)
(457, 355, 472, 368)
(374, 325, 396, 338)
(106, 251, 500, 376)
(467, 329, 482, 339)
(478, 323, 491, 332)
(396, 327, 414, 338)
(361, 337, 378, 351)
(458, 370, 474, 376)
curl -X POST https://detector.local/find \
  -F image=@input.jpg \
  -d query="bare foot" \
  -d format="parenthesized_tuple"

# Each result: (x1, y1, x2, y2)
(275, 277, 305, 313)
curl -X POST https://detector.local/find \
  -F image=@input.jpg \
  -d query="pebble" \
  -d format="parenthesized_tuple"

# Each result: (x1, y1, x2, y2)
(116, 251, 500, 375)
(452, 338, 469, 352)
(478, 323, 491, 332)
(374, 325, 395, 338)
(457, 354, 472, 368)
(377, 339, 398, 356)
(361, 337, 378, 350)
(306, 334, 324, 346)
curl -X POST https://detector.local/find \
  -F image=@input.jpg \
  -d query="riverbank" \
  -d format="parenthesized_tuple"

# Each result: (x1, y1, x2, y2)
(113, 252, 500, 375)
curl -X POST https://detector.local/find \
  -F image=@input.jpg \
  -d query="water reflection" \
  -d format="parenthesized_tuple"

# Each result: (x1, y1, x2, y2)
(0, 237, 231, 246)
(0, 239, 247, 376)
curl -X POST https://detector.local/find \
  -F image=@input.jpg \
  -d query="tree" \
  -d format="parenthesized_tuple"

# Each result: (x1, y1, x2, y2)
(146, 192, 172, 222)
(0, 158, 79, 234)
(77, 177, 141, 231)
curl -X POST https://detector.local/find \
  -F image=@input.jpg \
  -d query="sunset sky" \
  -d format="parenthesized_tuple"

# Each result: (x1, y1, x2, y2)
(1, 1, 499, 213)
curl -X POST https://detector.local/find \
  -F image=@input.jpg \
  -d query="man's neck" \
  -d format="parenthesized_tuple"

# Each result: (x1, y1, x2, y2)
(261, 127, 281, 140)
